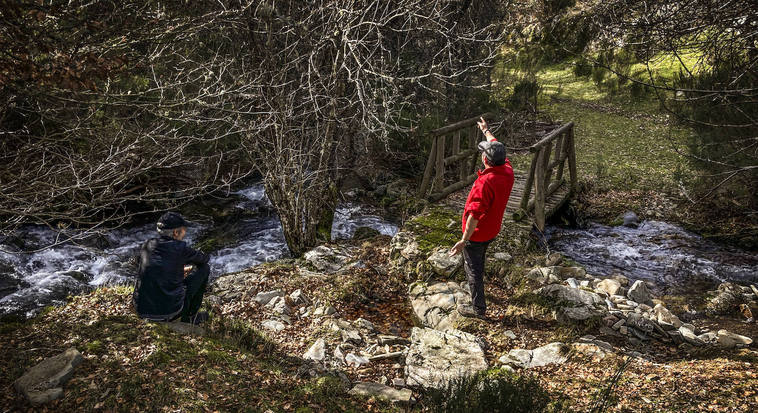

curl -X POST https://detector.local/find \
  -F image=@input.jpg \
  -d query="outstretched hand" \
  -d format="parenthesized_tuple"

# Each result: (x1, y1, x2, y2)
(476, 116, 488, 132)
(449, 240, 465, 256)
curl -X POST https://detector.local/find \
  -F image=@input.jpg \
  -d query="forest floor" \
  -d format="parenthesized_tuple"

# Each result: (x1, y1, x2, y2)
(2, 229, 756, 412)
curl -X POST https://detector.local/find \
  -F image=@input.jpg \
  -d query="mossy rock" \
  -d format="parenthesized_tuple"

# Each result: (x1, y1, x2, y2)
(404, 206, 461, 255)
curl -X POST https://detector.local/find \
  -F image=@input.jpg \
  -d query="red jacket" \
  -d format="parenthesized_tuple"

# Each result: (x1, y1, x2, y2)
(462, 156, 514, 242)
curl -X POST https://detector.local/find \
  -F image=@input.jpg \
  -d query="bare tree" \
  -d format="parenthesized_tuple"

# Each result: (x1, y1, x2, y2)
(0, 0, 507, 254)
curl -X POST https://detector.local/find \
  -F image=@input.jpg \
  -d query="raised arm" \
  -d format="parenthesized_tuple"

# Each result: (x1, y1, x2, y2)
(476, 117, 496, 142)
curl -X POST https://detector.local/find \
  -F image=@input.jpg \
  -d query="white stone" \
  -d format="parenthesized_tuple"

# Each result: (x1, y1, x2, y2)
(303, 338, 326, 361)
(349, 382, 412, 403)
(304, 245, 352, 273)
(427, 248, 462, 277)
(525, 267, 561, 286)
(500, 343, 569, 369)
(596, 279, 622, 296)
(253, 290, 283, 306)
(266, 296, 292, 315)
(261, 319, 286, 332)
(627, 280, 654, 306)
(408, 281, 470, 331)
(494, 252, 513, 262)
(289, 289, 311, 306)
(716, 330, 753, 348)
(404, 328, 487, 389)
(345, 353, 370, 367)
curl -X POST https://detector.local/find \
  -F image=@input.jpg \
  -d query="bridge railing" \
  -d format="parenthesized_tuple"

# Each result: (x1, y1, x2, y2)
(416, 113, 492, 202)
(522, 121, 577, 230)
(416, 114, 577, 230)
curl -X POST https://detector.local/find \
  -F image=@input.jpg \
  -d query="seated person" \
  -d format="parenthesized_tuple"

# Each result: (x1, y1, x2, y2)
(133, 212, 210, 325)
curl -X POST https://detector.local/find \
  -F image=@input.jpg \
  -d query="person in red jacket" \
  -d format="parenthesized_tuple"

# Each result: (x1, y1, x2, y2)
(449, 117, 514, 318)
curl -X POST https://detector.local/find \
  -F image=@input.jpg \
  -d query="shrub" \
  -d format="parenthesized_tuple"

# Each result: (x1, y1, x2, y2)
(573, 58, 593, 77)
(424, 369, 563, 413)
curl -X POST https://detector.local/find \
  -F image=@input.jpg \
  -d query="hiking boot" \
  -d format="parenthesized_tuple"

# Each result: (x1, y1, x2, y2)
(457, 304, 486, 319)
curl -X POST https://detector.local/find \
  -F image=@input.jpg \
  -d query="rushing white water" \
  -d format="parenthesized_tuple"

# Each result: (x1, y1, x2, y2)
(547, 220, 758, 294)
(0, 184, 398, 318)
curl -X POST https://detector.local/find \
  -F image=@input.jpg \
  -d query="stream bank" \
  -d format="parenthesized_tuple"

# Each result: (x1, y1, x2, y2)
(0, 184, 399, 319)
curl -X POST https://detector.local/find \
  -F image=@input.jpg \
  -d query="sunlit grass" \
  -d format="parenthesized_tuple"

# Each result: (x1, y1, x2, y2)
(495, 51, 700, 193)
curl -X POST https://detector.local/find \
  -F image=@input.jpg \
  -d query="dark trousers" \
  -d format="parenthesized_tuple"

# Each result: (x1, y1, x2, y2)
(179, 263, 210, 322)
(463, 239, 491, 314)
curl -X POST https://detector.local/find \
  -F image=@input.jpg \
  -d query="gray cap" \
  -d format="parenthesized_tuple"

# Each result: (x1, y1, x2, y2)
(477, 140, 506, 166)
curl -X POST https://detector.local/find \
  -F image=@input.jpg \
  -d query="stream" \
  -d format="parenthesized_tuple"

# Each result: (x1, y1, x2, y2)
(546, 220, 758, 296)
(0, 185, 399, 319)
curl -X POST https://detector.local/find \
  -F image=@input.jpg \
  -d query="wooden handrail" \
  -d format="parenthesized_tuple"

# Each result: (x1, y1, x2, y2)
(529, 122, 574, 153)
(444, 148, 477, 166)
(428, 112, 492, 136)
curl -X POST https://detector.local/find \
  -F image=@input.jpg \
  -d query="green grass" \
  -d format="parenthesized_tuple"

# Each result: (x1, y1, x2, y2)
(500, 60, 698, 194)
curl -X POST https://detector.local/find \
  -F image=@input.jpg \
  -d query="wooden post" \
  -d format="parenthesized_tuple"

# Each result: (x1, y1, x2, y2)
(469, 127, 479, 175)
(534, 147, 547, 231)
(432, 134, 446, 192)
(555, 131, 568, 182)
(520, 154, 538, 211)
(567, 125, 578, 194)
(417, 137, 437, 197)
(459, 130, 469, 181)
(452, 130, 461, 180)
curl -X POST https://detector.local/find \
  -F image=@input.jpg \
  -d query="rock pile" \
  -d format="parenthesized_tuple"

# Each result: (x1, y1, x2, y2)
(526, 265, 755, 349)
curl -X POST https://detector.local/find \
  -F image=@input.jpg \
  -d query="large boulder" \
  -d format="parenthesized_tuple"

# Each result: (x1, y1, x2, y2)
(14, 348, 83, 405)
(405, 327, 487, 389)
(408, 281, 470, 331)
(427, 248, 462, 277)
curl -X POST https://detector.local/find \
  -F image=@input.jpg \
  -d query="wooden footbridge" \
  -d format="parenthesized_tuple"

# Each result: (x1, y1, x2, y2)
(417, 114, 577, 230)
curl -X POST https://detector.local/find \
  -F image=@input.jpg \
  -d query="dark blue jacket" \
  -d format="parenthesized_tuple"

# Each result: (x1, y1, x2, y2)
(133, 236, 209, 320)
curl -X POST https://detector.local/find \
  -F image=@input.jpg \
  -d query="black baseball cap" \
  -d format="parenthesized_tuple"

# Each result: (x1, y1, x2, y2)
(477, 140, 506, 166)
(157, 212, 190, 230)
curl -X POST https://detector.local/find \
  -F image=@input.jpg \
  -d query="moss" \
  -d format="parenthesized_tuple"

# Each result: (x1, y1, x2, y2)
(406, 206, 461, 254)
(84, 340, 104, 354)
